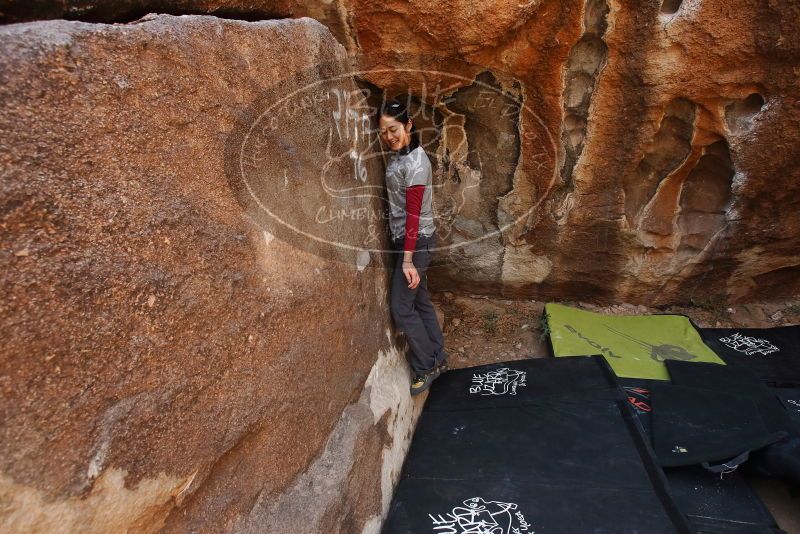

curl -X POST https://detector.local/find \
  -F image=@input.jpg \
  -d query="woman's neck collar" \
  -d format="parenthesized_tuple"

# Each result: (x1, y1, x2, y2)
(396, 136, 419, 156)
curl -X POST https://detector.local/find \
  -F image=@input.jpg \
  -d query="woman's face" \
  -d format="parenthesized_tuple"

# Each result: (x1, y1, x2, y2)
(379, 115, 412, 151)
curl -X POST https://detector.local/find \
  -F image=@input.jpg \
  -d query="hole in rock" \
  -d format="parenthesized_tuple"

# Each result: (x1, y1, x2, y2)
(661, 0, 683, 15)
(725, 93, 765, 134)
(563, 114, 587, 151)
(444, 71, 521, 230)
(624, 98, 695, 225)
(585, 0, 610, 35)
(677, 140, 735, 251)
(558, 0, 609, 188)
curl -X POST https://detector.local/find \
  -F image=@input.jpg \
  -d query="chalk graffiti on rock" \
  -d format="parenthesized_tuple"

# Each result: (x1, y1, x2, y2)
(719, 332, 779, 356)
(429, 497, 533, 534)
(470, 368, 527, 396)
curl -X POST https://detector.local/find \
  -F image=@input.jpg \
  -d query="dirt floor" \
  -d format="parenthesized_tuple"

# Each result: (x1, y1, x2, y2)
(432, 293, 800, 371)
(430, 293, 800, 533)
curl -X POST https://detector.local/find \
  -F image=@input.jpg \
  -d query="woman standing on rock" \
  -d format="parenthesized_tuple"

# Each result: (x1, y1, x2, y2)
(378, 99, 448, 396)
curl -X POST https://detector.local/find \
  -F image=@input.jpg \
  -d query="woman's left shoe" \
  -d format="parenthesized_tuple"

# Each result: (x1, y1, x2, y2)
(410, 369, 437, 396)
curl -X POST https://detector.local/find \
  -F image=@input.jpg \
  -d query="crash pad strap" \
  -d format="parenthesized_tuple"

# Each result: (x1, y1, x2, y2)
(618, 396, 690, 531)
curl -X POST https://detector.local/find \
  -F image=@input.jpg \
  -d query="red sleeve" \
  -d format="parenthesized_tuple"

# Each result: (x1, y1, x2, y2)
(404, 185, 425, 253)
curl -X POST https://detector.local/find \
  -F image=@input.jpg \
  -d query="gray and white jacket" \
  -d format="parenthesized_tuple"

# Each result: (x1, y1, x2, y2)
(384, 143, 436, 241)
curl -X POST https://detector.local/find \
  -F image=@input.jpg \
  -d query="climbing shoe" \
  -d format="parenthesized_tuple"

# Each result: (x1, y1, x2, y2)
(434, 359, 449, 377)
(410, 370, 436, 396)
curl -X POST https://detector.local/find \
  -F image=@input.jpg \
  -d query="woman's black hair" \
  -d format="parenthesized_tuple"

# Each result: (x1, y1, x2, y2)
(377, 98, 421, 150)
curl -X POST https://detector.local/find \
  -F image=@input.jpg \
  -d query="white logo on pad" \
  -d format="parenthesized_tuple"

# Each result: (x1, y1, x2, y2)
(719, 332, 779, 356)
(469, 368, 527, 396)
(429, 497, 533, 533)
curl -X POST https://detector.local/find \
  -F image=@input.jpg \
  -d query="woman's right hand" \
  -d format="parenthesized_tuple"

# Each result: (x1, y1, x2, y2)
(403, 262, 420, 289)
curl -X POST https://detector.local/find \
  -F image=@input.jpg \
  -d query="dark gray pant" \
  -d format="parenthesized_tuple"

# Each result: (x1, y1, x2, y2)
(390, 232, 447, 375)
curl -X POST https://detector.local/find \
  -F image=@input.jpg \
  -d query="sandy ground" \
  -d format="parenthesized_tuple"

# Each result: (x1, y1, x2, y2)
(430, 293, 800, 532)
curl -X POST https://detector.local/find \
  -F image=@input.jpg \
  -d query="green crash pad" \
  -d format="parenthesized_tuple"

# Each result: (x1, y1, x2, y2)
(544, 303, 724, 380)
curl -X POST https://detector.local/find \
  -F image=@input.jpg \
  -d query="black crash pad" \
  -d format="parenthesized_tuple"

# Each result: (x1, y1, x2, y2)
(699, 326, 800, 387)
(661, 361, 799, 486)
(382, 357, 692, 534)
(665, 360, 796, 436)
(404, 402, 659, 490)
(650, 384, 786, 468)
(619, 374, 786, 533)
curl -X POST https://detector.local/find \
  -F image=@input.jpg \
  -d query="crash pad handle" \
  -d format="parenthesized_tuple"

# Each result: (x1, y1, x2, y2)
(701, 450, 750, 474)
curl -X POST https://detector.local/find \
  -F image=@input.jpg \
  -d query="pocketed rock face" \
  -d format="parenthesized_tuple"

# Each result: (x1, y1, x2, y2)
(4, 3, 800, 308)
(0, 16, 420, 533)
(350, 0, 800, 305)
(604, 0, 800, 305)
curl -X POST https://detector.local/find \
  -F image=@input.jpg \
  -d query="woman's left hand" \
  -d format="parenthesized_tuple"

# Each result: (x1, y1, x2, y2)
(403, 262, 420, 289)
